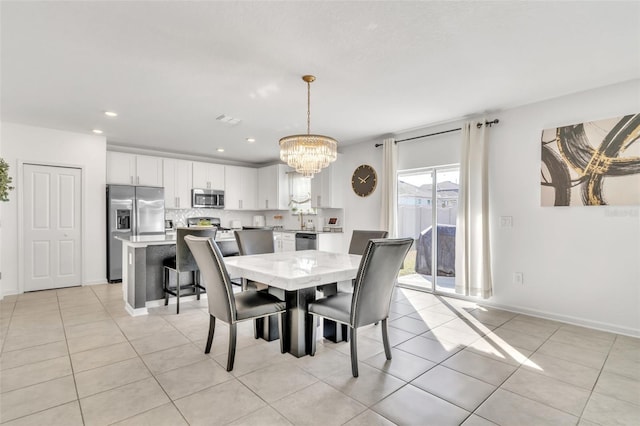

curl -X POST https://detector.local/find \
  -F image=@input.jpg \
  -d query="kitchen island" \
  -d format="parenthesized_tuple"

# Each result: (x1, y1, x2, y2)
(117, 231, 237, 315)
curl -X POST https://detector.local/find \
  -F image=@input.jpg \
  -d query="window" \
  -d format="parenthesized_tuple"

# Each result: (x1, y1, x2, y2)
(288, 172, 312, 214)
(397, 165, 460, 294)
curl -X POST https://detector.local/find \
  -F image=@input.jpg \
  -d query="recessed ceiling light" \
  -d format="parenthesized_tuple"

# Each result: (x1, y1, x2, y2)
(92, 129, 103, 134)
(246, 138, 256, 143)
(104, 111, 118, 117)
(217, 148, 225, 153)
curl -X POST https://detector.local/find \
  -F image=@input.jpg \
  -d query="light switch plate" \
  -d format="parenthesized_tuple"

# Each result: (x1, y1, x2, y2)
(500, 216, 513, 228)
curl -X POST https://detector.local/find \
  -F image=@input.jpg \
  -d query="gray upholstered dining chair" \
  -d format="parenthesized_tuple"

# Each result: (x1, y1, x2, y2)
(233, 229, 274, 291)
(348, 230, 389, 256)
(184, 235, 286, 371)
(308, 238, 413, 377)
(319, 229, 388, 296)
(163, 227, 217, 314)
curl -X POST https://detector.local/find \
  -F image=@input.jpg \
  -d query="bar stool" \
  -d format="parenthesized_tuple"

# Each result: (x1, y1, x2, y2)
(163, 227, 217, 314)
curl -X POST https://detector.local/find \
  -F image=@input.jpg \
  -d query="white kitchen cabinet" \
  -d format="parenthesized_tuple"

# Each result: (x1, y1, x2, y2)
(163, 159, 193, 209)
(274, 232, 296, 253)
(107, 152, 163, 186)
(310, 163, 341, 208)
(257, 164, 290, 210)
(192, 162, 225, 190)
(317, 233, 344, 252)
(135, 155, 163, 186)
(224, 166, 257, 210)
(107, 152, 135, 185)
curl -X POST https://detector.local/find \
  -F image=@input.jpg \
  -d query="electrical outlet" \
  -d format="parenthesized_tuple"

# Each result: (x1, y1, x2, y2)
(500, 216, 513, 228)
(513, 272, 523, 285)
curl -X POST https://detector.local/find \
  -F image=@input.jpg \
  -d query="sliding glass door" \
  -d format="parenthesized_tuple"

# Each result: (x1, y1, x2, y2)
(397, 165, 460, 294)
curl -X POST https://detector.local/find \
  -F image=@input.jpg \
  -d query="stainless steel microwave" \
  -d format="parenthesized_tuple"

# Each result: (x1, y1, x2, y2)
(192, 189, 224, 209)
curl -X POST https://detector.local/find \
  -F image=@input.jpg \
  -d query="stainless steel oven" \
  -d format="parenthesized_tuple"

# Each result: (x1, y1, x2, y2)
(192, 189, 224, 209)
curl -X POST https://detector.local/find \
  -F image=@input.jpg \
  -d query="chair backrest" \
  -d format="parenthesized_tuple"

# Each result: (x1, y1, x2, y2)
(348, 230, 389, 255)
(176, 227, 217, 272)
(184, 235, 235, 323)
(351, 238, 413, 327)
(234, 229, 274, 255)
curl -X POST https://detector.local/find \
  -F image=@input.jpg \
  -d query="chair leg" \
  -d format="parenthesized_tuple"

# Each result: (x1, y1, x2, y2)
(309, 313, 317, 356)
(195, 271, 200, 300)
(176, 273, 180, 314)
(278, 312, 286, 354)
(381, 318, 392, 360)
(205, 315, 216, 354)
(163, 267, 169, 306)
(350, 327, 359, 377)
(226, 323, 237, 371)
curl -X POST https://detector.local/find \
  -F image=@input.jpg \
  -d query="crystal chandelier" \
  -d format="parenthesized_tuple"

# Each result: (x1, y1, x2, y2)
(279, 75, 337, 178)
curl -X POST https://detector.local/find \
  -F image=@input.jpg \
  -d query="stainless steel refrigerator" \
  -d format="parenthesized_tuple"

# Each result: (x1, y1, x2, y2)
(106, 185, 165, 282)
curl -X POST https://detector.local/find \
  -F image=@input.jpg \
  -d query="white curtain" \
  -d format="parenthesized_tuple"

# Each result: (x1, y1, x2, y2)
(455, 119, 493, 298)
(380, 138, 397, 237)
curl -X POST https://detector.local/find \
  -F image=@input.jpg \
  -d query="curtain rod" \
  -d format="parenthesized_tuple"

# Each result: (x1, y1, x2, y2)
(374, 119, 499, 147)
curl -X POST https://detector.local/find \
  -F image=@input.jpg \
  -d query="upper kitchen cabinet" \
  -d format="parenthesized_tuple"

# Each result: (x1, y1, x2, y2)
(135, 155, 163, 186)
(192, 162, 225, 190)
(225, 166, 257, 210)
(106, 152, 163, 186)
(106, 152, 135, 185)
(310, 163, 341, 208)
(163, 159, 192, 209)
(257, 164, 290, 210)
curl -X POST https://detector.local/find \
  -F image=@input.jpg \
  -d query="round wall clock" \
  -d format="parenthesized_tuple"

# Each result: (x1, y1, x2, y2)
(351, 164, 377, 197)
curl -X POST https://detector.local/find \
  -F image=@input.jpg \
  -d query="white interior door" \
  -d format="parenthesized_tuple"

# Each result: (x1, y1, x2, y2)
(23, 164, 82, 291)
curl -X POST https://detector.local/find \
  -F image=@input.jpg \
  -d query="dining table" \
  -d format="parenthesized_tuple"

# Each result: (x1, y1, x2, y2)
(224, 249, 362, 357)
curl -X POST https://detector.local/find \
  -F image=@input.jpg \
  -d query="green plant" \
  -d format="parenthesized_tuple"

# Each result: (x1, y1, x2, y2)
(0, 158, 15, 202)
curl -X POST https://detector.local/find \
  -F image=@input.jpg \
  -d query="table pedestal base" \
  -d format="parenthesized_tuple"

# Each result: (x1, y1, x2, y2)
(284, 287, 316, 357)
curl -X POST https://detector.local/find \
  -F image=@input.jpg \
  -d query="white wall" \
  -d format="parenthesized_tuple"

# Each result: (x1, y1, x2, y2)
(338, 79, 640, 335)
(1, 123, 107, 295)
(489, 79, 639, 336)
(338, 141, 384, 252)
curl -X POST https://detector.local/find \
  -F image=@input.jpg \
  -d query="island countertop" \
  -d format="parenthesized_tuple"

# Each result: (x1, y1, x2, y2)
(116, 230, 236, 248)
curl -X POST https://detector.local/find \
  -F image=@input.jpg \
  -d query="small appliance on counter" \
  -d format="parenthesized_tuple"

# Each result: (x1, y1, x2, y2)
(324, 217, 342, 232)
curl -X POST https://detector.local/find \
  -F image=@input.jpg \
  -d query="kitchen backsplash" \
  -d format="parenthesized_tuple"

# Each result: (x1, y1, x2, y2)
(165, 208, 344, 230)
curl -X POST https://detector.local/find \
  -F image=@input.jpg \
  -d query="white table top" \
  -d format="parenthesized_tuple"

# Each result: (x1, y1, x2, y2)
(224, 250, 362, 291)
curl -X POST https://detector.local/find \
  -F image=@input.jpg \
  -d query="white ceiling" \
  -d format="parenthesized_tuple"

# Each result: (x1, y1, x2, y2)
(2, 1, 639, 165)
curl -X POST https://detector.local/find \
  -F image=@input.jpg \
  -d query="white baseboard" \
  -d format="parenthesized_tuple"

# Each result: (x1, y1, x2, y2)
(125, 303, 148, 317)
(398, 285, 640, 338)
(82, 279, 109, 286)
(478, 300, 640, 338)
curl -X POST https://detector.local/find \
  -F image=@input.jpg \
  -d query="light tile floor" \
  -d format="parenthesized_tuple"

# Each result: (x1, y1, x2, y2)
(0, 284, 638, 425)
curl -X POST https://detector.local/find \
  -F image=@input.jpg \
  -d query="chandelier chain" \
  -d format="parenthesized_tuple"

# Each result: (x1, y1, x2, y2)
(307, 80, 311, 135)
(279, 74, 337, 178)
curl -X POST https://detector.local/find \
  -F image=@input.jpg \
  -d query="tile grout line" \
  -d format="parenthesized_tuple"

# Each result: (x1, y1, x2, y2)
(107, 292, 194, 426)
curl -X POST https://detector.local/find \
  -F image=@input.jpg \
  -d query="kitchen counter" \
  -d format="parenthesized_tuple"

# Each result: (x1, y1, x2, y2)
(277, 229, 343, 234)
(117, 230, 236, 248)
(117, 230, 238, 315)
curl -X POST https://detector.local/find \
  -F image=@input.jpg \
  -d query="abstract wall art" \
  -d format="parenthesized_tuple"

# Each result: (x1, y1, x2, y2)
(541, 114, 640, 206)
